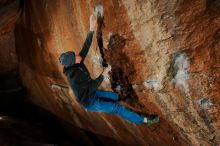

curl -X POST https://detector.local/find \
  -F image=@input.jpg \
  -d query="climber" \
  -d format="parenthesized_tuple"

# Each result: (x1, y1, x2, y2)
(59, 14, 159, 126)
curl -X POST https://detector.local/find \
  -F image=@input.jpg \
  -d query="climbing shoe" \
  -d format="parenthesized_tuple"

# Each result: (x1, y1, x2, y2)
(144, 114, 160, 126)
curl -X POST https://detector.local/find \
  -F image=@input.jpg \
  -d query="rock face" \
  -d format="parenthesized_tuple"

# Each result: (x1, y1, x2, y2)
(0, 0, 19, 76)
(2, 0, 219, 145)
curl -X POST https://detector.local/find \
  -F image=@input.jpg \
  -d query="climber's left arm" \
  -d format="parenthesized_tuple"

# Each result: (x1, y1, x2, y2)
(79, 15, 96, 61)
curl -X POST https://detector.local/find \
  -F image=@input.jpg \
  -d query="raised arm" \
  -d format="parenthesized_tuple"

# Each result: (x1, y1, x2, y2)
(79, 15, 96, 61)
(79, 31, 94, 60)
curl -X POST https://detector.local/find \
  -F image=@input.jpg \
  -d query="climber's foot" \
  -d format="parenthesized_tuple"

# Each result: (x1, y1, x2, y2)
(144, 114, 159, 126)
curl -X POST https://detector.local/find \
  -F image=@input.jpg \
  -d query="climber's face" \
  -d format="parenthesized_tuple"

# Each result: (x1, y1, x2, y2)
(75, 54, 82, 64)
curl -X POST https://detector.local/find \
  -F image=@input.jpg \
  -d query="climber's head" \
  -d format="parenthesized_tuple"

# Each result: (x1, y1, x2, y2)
(59, 51, 82, 67)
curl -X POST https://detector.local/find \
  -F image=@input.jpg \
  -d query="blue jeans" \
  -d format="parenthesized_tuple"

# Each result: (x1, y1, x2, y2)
(85, 90, 144, 124)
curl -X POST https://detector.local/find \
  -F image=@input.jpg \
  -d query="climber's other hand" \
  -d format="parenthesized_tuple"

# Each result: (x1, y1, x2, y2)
(102, 65, 111, 77)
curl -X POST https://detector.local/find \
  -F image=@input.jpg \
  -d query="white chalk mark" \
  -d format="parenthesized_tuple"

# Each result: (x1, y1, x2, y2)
(172, 53, 189, 93)
(94, 4, 104, 18)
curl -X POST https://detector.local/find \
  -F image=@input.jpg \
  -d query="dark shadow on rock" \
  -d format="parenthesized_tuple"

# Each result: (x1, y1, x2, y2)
(14, 0, 62, 79)
(14, 25, 62, 79)
(105, 34, 144, 110)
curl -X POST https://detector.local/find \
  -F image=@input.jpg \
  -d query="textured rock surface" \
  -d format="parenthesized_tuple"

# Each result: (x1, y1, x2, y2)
(121, 0, 220, 145)
(0, 0, 19, 75)
(1, 0, 219, 145)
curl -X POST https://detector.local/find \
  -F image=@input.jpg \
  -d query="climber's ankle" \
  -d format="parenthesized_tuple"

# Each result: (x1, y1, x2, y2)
(144, 117, 148, 123)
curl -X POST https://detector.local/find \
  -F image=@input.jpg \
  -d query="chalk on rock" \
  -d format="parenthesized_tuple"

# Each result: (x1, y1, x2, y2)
(143, 80, 162, 91)
(115, 85, 122, 92)
(197, 97, 213, 110)
(91, 56, 102, 65)
(171, 53, 189, 93)
(94, 4, 104, 18)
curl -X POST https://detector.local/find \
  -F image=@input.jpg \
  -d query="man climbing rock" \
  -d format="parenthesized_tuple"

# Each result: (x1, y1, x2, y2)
(59, 14, 159, 126)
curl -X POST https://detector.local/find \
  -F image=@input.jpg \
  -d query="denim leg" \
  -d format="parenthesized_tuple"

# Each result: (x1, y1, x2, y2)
(95, 90, 119, 101)
(86, 98, 144, 124)
(113, 103, 144, 124)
